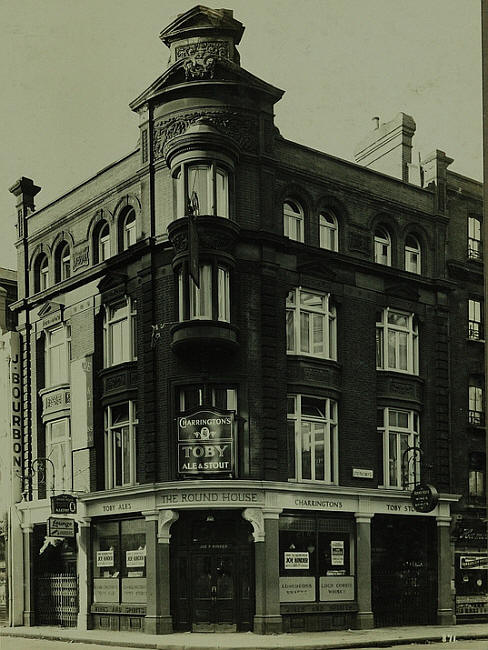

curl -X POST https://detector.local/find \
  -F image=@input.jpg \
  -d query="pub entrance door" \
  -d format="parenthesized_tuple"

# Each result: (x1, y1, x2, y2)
(171, 510, 254, 632)
(192, 553, 235, 631)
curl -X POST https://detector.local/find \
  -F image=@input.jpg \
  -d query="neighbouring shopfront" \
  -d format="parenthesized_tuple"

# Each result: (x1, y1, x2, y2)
(453, 517, 488, 620)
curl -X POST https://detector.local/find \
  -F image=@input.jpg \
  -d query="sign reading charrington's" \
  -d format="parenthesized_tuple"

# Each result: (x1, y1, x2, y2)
(177, 407, 235, 475)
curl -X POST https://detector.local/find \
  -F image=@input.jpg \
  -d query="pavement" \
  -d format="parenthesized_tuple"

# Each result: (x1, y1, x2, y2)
(0, 623, 487, 650)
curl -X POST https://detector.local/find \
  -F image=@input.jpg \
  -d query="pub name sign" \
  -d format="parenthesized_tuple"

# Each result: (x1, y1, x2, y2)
(177, 407, 234, 475)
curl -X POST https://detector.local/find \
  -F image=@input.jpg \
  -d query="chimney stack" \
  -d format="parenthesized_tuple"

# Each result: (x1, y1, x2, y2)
(354, 113, 416, 182)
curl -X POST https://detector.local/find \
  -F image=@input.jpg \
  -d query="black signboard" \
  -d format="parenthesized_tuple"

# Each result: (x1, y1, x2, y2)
(177, 407, 234, 475)
(411, 483, 439, 513)
(51, 493, 77, 515)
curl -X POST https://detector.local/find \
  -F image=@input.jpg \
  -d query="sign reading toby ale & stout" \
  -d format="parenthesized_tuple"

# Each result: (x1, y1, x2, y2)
(177, 407, 234, 475)
(411, 483, 439, 513)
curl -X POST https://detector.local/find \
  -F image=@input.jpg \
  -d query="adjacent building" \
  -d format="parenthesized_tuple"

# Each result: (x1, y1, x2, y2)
(7, 5, 485, 635)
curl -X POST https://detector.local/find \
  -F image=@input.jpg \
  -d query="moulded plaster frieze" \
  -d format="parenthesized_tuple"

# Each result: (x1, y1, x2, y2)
(176, 40, 229, 62)
(153, 109, 258, 158)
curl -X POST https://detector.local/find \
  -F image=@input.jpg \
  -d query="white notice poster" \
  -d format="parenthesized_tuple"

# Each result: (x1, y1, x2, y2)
(96, 550, 114, 567)
(330, 540, 344, 566)
(284, 551, 309, 570)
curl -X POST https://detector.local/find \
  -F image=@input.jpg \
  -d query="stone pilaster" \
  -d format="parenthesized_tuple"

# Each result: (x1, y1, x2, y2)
(355, 513, 374, 629)
(436, 515, 455, 625)
(248, 509, 282, 634)
(77, 518, 92, 630)
(21, 523, 35, 626)
(143, 509, 178, 634)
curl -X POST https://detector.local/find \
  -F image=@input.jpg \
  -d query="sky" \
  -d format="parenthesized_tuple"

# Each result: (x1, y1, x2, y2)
(0, 0, 482, 271)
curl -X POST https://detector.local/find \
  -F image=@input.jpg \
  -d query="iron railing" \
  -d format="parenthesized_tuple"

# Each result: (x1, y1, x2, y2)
(36, 574, 78, 627)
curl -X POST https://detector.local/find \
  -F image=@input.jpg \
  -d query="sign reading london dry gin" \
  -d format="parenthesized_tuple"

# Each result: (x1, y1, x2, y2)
(177, 407, 234, 475)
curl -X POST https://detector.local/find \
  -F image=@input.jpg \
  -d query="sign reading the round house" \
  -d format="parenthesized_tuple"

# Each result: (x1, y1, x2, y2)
(411, 483, 439, 513)
(177, 408, 234, 475)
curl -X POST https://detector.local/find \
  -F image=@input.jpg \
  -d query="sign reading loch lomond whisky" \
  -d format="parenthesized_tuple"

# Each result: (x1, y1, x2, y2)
(177, 408, 234, 475)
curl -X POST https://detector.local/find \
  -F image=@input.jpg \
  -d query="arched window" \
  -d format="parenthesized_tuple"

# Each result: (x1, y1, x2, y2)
(119, 206, 136, 251)
(374, 227, 391, 266)
(34, 254, 49, 293)
(283, 200, 304, 243)
(54, 242, 71, 283)
(405, 234, 421, 274)
(319, 211, 338, 251)
(93, 220, 111, 264)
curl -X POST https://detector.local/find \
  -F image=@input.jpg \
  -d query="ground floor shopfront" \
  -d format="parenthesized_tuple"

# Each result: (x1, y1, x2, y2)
(14, 482, 457, 634)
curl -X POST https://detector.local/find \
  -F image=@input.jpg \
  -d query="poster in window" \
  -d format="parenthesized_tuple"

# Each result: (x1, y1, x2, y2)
(126, 548, 145, 568)
(279, 577, 315, 602)
(284, 551, 309, 570)
(320, 576, 354, 601)
(330, 540, 344, 566)
(96, 550, 114, 567)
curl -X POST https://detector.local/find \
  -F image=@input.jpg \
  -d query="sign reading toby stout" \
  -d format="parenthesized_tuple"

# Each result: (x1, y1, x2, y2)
(177, 407, 234, 475)
(411, 483, 439, 513)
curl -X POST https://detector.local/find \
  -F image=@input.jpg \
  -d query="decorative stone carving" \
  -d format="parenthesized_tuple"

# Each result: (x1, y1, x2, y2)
(72, 246, 90, 272)
(176, 41, 229, 61)
(153, 109, 258, 158)
(242, 507, 265, 542)
(158, 510, 179, 544)
(172, 233, 188, 253)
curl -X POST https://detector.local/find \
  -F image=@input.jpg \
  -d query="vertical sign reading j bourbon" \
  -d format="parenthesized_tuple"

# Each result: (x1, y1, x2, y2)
(177, 408, 234, 475)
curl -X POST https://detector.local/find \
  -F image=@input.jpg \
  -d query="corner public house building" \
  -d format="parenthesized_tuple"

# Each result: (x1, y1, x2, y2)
(7, 5, 486, 635)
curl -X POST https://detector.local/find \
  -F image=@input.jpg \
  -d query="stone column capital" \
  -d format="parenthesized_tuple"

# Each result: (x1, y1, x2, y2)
(157, 509, 179, 544)
(242, 508, 265, 542)
(21, 523, 34, 533)
(76, 517, 91, 528)
(436, 515, 452, 527)
(355, 513, 374, 524)
(142, 510, 159, 522)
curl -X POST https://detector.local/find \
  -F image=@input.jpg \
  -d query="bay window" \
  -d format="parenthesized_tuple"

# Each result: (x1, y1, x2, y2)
(104, 401, 137, 489)
(103, 298, 137, 367)
(378, 407, 419, 489)
(45, 418, 72, 492)
(174, 162, 229, 218)
(286, 288, 336, 360)
(376, 308, 418, 374)
(178, 263, 230, 322)
(287, 395, 338, 483)
(45, 323, 70, 387)
(178, 384, 237, 413)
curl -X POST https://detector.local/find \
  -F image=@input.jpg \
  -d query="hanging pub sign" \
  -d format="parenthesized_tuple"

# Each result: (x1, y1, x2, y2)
(177, 407, 235, 475)
(411, 483, 439, 513)
(51, 493, 77, 515)
(47, 517, 75, 538)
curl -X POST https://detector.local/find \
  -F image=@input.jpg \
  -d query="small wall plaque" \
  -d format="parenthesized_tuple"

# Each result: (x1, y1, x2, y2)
(352, 468, 374, 479)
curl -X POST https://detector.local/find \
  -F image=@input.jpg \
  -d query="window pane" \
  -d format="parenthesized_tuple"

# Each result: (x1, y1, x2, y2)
(398, 332, 408, 369)
(218, 267, 230, 322)
(216, 168, 228, 217)
(301, 396, 325, 418)
(301, 422, 312, 480)
(387, 330, 396, 368)
(301, 292, 323, 309)
(188, 165, 209, 214)
(388, 312, 408, 327)
(312, 314, 324, 354)
(286, 310, 295, 352)
(112, 403, 129, 424)
(313, 423, 325, 481)
(300, 312, 310, 353)
(389, 433, 398, 486)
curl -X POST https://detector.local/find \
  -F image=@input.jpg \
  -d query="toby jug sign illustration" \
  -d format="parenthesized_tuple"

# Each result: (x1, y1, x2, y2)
(177, 407, 235, 475)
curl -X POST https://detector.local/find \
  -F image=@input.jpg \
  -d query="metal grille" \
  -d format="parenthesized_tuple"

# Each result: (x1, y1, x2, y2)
(36, 574, 78, 627)
(372, 567, 436, 627)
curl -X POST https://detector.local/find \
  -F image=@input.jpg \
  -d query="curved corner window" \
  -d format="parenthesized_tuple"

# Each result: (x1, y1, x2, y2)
(174, 163, 229, 219)
(284, 200, 304, 243)
(374, 227, 391, 266)
(103, 298, 137, 368)
(178, 263, 230, 323)
(34, 254, 49, 293)
(319, 211, 338, 251)
(376, 308, 418, 374)
(405, 235, 421, 274)
(55, 242, 71, 282)
(117, 206, 137, 252)
(286, 288, 336, 360)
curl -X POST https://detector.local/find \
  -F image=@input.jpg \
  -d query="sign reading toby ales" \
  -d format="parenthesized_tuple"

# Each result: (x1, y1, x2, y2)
(177, 407, 234, 475)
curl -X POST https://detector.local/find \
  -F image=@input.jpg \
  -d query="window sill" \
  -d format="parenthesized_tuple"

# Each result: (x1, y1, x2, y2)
(467, 338, 485, 344)
(376, 368, 419, 376)
(171, 320, 239, 355)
